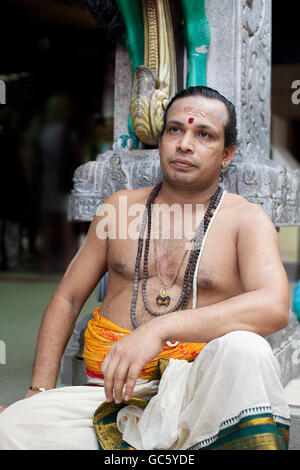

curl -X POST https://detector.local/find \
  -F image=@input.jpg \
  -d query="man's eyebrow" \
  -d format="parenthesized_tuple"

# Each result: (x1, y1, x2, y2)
(166, 119, 219, 135)
(194, 123, 219, 134)
(166, 119, 184, 127)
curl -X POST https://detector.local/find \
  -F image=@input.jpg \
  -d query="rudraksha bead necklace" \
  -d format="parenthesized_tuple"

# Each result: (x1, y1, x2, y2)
(152, 202, 201, 307)
(130, 183, 223, 329)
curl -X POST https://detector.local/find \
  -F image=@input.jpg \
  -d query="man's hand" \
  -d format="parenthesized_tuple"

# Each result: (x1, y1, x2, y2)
(101, 321, 165, 403)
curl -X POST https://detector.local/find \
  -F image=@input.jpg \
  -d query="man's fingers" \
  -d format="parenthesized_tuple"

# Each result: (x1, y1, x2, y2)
(124, 365, 141, 402)
(101, 339, 148, 403)
(102, 354, 120, 402)
(102, 356, 141, 403)
(113, 364, 130, 404)
(103, 376, 114, 403)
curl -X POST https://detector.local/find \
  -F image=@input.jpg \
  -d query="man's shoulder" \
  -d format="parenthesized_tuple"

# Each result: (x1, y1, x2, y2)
(115, 186, 154, 199)
(110, 186, 154, 205)
(225, 191, 275, 231)
(225, 191, 259, 210)
(96, 186, 154, 215)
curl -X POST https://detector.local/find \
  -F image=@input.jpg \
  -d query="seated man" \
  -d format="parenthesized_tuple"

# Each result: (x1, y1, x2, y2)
(0, 86, 291, 450)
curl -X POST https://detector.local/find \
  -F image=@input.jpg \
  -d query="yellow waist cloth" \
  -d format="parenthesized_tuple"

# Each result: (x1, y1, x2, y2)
(83, 307, 206, 380)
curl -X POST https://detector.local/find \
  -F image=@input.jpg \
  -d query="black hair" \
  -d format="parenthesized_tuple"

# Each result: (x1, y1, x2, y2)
(161, 86, 237, 148)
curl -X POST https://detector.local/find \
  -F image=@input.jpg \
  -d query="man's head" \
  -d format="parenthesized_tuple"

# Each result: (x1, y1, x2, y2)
(158, 86, 237, 191)
(161, 86, 237, 148)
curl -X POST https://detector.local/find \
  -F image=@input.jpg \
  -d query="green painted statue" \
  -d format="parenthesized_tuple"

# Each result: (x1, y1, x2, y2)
(84, 0, 210, 149)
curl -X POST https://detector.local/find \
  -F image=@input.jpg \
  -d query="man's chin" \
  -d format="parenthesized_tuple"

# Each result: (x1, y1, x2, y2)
(162, 172, 200, 188)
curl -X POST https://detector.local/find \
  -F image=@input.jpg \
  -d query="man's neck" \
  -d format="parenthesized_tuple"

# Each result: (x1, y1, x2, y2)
(156, 179, 220, 208)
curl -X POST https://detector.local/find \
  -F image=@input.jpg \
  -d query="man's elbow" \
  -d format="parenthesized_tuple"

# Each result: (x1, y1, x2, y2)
(276, 306, 289, 331)
(270, 297, 290, 333)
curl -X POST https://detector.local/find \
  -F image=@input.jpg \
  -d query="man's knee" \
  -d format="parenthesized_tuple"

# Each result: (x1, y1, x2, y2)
(0, 406, 15, 447)
(213, 330, 273, 364)
(0, 399, 30, 435)
(0, 406, 10, 428)
(0, 397, 45, 449)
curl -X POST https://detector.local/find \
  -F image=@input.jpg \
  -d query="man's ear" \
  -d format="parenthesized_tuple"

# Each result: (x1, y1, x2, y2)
(221, 146, 236, 168)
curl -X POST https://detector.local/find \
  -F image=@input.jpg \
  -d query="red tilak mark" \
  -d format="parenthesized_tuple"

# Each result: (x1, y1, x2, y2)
(188, 117, 194, 124)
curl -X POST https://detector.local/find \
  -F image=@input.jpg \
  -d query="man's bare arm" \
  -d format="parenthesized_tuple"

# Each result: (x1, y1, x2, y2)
(102, 203, 290, 403)
(156, 204, 290, 342)
(160, 202, 289, 333)
(26, 205, 110, 397)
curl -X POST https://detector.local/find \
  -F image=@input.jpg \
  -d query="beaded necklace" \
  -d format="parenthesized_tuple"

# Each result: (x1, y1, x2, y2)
(130, 183, 223, 329)
(152, 202, 201, 306)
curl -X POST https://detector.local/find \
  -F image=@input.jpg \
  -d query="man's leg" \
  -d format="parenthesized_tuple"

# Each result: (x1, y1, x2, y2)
(0, 386, 103, 450)
(1, 333, 290, 450)
(118, 331, 290, 450)
(0, 379, 159, 450)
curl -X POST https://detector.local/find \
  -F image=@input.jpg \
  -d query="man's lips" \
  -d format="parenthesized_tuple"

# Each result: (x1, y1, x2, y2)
(171, 158, 196, 168)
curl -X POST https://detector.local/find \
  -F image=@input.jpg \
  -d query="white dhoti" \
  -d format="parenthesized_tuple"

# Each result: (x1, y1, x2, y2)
(0, 331, 290, 450)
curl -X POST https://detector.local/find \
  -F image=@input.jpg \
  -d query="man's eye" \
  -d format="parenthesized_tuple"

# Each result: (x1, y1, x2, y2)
(199, 131, 209, 138)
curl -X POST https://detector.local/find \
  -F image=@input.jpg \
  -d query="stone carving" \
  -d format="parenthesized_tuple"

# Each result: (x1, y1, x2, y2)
(68, 150, 163, 221)
(130, 65, 170, 146)
(239, 0, 271, 160)
(85, 0, 210, 148)
(267, 311, 300, 387)
(68, 150, 300, 228)
(69, 167, 300, 230)
(130, 0, 177, 145)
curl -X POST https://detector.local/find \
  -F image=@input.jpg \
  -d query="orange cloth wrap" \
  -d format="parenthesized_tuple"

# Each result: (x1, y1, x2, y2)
(83, 308, 206, 380)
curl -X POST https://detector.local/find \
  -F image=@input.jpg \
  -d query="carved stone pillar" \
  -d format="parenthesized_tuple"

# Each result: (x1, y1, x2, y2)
(205, 0, 271, 161)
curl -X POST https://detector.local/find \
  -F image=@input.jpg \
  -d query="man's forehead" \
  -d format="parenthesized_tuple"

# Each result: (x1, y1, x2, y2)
(166, 95, 228, 126)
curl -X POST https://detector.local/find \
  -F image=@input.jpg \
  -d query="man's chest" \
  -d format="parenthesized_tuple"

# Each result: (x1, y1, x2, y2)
(107, 215, 240, 295)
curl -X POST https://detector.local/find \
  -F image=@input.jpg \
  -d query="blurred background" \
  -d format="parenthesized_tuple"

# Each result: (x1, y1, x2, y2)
(0, 0, 300, 406)
(0, 0, 116, 405)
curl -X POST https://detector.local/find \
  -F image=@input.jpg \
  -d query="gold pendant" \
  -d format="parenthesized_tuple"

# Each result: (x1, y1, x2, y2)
(156, 288, 171, 306)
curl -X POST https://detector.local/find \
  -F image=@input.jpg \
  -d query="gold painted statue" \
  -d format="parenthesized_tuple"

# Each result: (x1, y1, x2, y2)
(84, 0, 210, 147)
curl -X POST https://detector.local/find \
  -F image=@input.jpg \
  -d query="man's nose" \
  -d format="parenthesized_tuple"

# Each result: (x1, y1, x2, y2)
(176, 132, 195, 153)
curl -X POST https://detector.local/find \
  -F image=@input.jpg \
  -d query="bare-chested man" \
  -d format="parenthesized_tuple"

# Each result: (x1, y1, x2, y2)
(0, 86, 291, 450)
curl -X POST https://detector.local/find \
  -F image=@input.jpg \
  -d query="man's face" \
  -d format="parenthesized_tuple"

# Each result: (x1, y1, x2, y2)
(158, 95, 235, 190)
